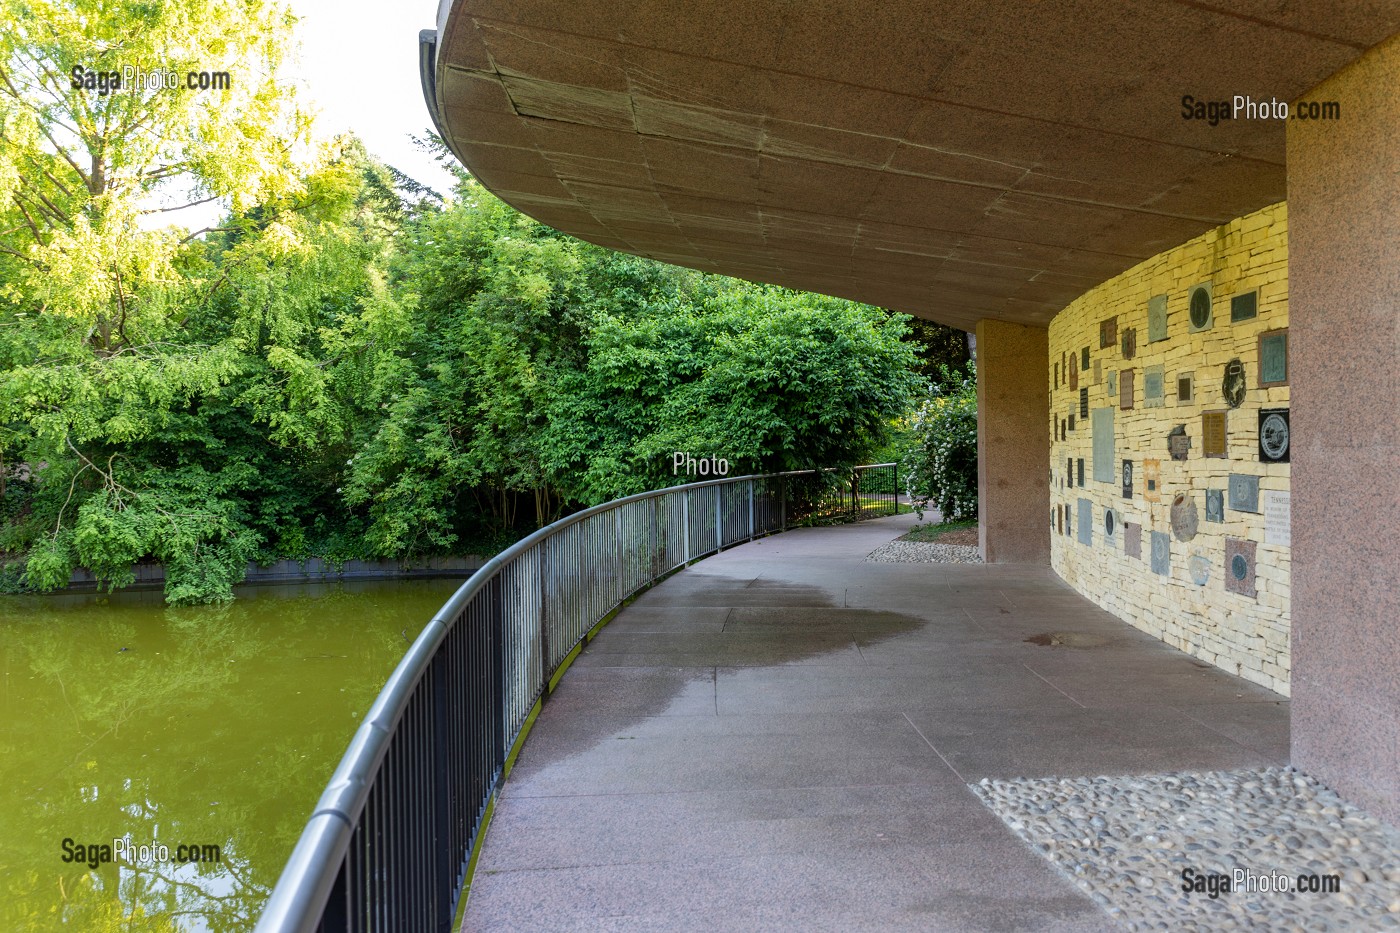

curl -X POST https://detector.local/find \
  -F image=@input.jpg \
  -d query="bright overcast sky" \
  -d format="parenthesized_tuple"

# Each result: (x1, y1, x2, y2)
(286, 0, 457, 195)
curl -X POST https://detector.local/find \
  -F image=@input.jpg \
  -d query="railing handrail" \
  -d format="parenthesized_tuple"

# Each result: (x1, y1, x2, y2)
(256, 465, 898, 932)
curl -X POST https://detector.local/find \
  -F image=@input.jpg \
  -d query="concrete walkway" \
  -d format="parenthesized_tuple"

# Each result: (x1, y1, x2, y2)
(463, 514, 1288, 931)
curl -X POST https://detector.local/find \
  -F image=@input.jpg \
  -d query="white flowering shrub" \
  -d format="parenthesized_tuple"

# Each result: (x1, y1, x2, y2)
(901, 365, 978, 521)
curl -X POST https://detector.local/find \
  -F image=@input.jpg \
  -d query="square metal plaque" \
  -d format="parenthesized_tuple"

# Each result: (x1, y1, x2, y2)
(1144, 459, 1161, 502)
(1144, 365, 1165, 408)
(1077, 497, 1092, 546)
(1177, 372, 1194, 404)
(1228, 474, 1260, 513)
(1259, 328, 1288, 387)
(1120, 369, 1134, 410)
(1205, 489, 1224, 522)
(1150, 530, 1171, 576)
(1148, 294, 1168, 342)
(1092, 408, 1115, 483)
(1202, 410, 1228, 458)
(1224, 537, 1258, 598)
(1231, 290, 1258, 323)
(1124, 522, 1142, 559)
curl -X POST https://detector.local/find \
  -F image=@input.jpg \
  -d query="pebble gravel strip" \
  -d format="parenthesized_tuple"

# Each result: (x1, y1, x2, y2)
(865, 540, 982, 563)
(971, 766, 1400, 931)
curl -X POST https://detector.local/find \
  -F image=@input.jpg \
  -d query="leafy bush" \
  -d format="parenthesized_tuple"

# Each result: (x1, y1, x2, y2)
(901, 364, 978, 521)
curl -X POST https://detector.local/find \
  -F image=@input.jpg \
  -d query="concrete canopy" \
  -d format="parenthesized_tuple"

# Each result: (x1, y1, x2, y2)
(425, 0, 1399, 330)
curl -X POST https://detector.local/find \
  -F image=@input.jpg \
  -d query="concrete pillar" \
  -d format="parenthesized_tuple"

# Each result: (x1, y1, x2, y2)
(975, 319, 1050, 563)
(1288, 34, 1400, 825)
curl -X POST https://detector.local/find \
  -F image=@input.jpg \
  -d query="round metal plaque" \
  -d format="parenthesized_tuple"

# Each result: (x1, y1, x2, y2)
(1170, 493, 1198, 541)
(1260, 412, 1290, 461)
(1190, 286, 1211, 329)
(1222, 358, 1246, 409)
(1104, 509, 1116, 536)
(1231, 554, 1249, 581)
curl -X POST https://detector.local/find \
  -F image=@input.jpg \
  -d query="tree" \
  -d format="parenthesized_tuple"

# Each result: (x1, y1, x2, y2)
(901, 364, 979, 521)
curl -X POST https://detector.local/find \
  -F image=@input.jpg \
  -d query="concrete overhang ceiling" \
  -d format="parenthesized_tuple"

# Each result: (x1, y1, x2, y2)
(425, 1, 1400, 330)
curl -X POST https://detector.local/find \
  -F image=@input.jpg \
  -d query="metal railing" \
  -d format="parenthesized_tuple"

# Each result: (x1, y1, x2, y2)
(256, 464, 896, 932)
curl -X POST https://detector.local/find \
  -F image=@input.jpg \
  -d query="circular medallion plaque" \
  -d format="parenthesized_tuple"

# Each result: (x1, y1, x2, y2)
(1189, 555, 1210, 586)
(1222, 359, 1246, 409)
(1171, 493, 1199, 541)
(1189, 287, 1212, 329)
(1231, 554, 1249, 581)
(1105, 510, 1116, 536)
(1260, 412, 1290, 461)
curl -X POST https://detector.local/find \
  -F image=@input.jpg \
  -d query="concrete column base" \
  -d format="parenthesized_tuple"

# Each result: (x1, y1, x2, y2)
(975, 320, 1050, 564)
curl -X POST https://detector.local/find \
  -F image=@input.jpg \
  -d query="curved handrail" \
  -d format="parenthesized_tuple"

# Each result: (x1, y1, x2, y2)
(256, 465, 896, 932)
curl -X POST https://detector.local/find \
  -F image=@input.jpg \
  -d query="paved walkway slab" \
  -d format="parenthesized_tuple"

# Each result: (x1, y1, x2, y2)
(463, 514, 1289, 931)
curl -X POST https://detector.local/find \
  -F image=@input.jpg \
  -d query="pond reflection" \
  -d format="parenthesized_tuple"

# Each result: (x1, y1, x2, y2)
(0, 578, 464, 931)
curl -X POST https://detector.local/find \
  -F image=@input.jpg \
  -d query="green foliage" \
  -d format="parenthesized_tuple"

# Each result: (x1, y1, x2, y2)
(902, 364, 979, 522)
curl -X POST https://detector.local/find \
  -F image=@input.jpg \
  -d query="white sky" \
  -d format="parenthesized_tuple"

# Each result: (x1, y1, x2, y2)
(159, 0, 456, 231)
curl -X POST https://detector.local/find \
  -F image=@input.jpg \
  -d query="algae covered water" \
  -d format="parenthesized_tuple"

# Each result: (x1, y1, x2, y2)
(0, 578, 464, 931)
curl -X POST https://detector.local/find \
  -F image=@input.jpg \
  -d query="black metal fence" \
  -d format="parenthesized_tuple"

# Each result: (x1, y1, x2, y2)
(255, 465, 896, 932)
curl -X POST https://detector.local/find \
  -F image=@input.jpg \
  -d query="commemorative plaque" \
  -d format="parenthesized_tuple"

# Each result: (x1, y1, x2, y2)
(1224, 537, 1258, 598)
(1259, 329, 1288, 387)
(1144, 365, 1165, 408)
(1077, 498, 1093, 545)
(1264, 490, 1290, 547)
(1121, 327, 1137, 360)
(1188, 282, 1213, 332)
(1150, 530, 1171, 576)
(1143, 459, 1161, 502)
(1230, 290, 1258, 323)
(1124, 522, 1142, 559)
(1205, 489, 1224, 522)
(1120, 368, 1134, 410)
(1202, 411, 1227, 458)
(1259, 408, 1290, 463)
(1092, 408, 1115, 483)
(1167, 424, 1192, 461)
(1222, 358, 1246, 408)
(1122, 459, 1133, 499)
(1170, 492, 1198, 541)
(1228, 474, 1260, 513)
(1177, 372, 1193, 404)
(1147, 294, 1168, 343)
(1100, 317, 1117, 349)
(1080, 386, 1089, 419)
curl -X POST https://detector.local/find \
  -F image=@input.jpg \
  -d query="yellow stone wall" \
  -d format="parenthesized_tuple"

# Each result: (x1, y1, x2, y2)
(1048, 202, 1291, 695)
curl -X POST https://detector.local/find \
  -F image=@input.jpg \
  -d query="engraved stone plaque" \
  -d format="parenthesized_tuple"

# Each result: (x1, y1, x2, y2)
(1189, 554, 1211, 586)
(1148, 294, 1168, 343)
(1231, 290, 1258, 323)
(1077, 497, 1092, 545)
(1259, 409, 1290, 463)
(1093, 360, 1102, 384)
(1264, 490, 1291, 546)
(1069, 352, 1078, 390)
(1222, 358, 1246, 408)
(1170, 492, 1199, 541)
(1228, 474, 1260, 513)
(1121, 327, 1137, 360)
(1076, 458, 1085, 487)
(1144, 459, 1161, 502)
(1202, 410, 1228, 458)
(1259, 329, 1288, 387)
(1167, 424, 1192, 461)
(1205, 489, 1224, 522)
(1054, 362, 1059, 389)
(1120, 369, 1134, 410)
(1100, 317, 1117, 349)
(1122, 459, 1133, 499)
(1224, 537, 1257, 598)
(1080, 386, 1089, 419)
(1092, 408, 1115, 483)
(1150, 530, 1171, 576)
(1188, 282, 1213, 332)
(1107, 371, 1117, 397)
(1144, 365, 1165, 408)
(1124, 522, 1142, 559)
(1177, 372, 1194, 404)
(1081, 347, 1090, 371)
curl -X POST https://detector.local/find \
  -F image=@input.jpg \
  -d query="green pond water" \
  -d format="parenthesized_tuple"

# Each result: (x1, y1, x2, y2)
(0, 578, 466, 932)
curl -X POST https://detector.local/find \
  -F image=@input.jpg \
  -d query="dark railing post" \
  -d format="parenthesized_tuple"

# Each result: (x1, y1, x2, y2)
(431, 660, 453, 933)
(682, 489, 691, 563)
(747, 479, 755, 540)
(780, 476, 787, 532)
